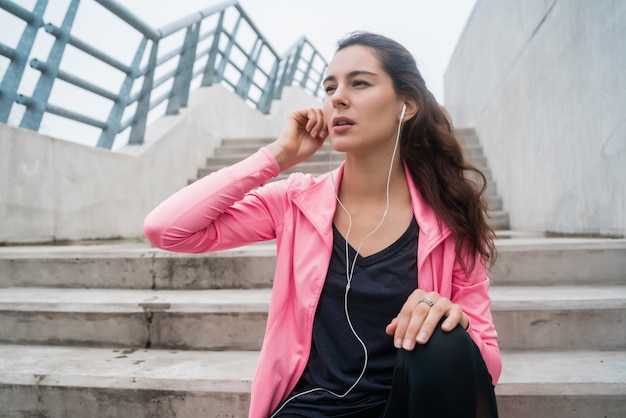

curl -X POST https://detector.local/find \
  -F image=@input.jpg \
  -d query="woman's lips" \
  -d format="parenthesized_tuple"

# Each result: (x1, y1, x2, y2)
(332, 116, 355, 133)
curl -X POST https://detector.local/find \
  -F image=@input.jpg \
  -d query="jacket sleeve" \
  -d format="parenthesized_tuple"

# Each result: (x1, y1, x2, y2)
(143, 147, 284, 253)
(450, 247, 502, 385)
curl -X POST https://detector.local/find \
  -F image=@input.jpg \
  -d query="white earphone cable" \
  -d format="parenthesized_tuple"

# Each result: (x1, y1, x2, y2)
(270, 111, 404, 417)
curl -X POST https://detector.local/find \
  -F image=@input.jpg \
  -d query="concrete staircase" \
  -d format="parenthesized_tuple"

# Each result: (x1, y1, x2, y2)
(197, 129, 509, 230)
(1, 135, 625, 417)
(455, 128, 510, 230)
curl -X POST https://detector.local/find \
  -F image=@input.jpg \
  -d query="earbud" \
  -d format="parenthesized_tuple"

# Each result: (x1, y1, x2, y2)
(400, 103, 407, 122)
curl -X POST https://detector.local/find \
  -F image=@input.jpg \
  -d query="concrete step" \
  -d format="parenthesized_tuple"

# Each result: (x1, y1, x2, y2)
(0, 288, 269, 350)
(496, 350, 626, 418)
(488, 194, 503, 210)
(1, 238, 624, 290)
(0, 242, 277, 290)
(0, 344, 255, 418)
(1, 285, 624, 351)
(488, 210, 510, 230)
(469, 154, 488, 168)
(205, 151, 343, 167)
(489, 285, 626, 350)
(214, 143, 333, 157)
(464, 144, 484, 159)
(198, 160, 343, 178)
(0, 345, 624, 418)
(491, 237, 626, 286)
(456, 128, 480, 145)
(221, 137, 275, 147)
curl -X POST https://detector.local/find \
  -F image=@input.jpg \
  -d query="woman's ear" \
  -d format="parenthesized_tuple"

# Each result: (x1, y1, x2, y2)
(401, 98, 418, 122)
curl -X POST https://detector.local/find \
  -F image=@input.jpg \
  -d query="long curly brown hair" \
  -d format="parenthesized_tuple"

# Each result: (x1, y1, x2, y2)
(337, 32, 497, 273)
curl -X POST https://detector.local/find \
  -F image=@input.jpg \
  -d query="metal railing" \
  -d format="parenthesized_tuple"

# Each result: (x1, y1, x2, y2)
(0, 0, 328, 149)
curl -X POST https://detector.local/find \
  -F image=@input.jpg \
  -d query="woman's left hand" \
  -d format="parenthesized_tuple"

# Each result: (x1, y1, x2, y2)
(385, 290, 469, 350)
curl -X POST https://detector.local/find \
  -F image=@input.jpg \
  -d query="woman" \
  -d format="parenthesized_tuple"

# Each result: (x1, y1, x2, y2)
(144, 32, 501, 417)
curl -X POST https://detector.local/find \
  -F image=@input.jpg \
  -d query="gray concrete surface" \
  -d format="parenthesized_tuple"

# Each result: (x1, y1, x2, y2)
(2, 237, 624, 289)
(1, 284, 624, 351)
(444, 0, 626, 237)
(0, 345, 255, 418)
(0, 242, 277, 289)
(0, 345, 624, 418)
(0, 86, 320, 244)
(0, 234, 624, 416)
(491, 237, 626, 285)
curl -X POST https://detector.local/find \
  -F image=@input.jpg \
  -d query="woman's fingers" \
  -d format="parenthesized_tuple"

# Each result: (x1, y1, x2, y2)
(304, 108, 327, 139)
(400, 296, 434, 349)
(270, 108, 328, 171)
(387, 291, 466, 350)
(387, 291, 428, 349)
(415, 298, 453, 344)
(442, 304, 467, 331)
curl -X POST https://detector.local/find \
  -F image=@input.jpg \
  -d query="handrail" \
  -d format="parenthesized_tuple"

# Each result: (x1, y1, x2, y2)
(0, 0, 328, 149)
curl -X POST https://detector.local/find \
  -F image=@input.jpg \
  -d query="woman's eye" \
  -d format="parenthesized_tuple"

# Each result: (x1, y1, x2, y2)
(324, 85, 336, 94)
(353, 80, 369, 87)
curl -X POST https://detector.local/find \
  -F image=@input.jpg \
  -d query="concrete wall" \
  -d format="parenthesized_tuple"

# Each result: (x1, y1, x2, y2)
(444, 0, 625, 236)
(0, 85, 320, 244)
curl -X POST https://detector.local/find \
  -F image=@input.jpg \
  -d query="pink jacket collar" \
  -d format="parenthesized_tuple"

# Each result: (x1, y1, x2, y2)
(290, 161, 452, 257)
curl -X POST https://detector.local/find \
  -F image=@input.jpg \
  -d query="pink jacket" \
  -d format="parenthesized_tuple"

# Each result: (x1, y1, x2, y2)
(144, 148, 501, 418)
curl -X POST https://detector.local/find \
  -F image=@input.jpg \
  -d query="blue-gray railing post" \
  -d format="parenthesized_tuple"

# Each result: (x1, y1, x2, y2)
(300, 43, 315, 89)
(278, 59, 290, 95)
(273, 56, 292, 101)
(235, 38, 261, 98)
(200, 12, 224, 87)
(128, 41, 159, 145)
(214, 15, 243, 84)
(0, 0, 47, 123)
(286, 41, 305, 87)
(274, 37, 305, 101)
(273, 55, 296, 99)
(96, 38, 148, 149)
(258, 60, 279, 114)
(166, 22, 200, 115)
(18, 0, 80, 130)
(315, 63, 326, 98)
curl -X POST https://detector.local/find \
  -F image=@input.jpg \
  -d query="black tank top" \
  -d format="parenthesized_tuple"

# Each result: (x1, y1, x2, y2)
(276, 217, 419, 416)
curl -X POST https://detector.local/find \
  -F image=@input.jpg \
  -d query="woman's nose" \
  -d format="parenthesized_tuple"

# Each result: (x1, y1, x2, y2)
(330, 85, 349, 108)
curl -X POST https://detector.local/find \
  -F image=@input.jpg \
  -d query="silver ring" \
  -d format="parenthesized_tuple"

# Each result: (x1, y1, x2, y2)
(418, 296, 435, 307)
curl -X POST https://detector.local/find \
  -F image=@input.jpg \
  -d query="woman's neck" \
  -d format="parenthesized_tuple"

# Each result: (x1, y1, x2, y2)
(333, 152, 413, 257)
(338, 153, 407, 203)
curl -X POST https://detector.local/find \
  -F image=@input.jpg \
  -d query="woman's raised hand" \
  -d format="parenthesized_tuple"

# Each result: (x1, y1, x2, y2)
(266, 108, 328, 172)
(386, 290, 470, 351)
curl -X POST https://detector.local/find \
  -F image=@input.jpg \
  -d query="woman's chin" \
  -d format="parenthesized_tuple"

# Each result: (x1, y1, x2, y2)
(329, 136, 354, 153)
